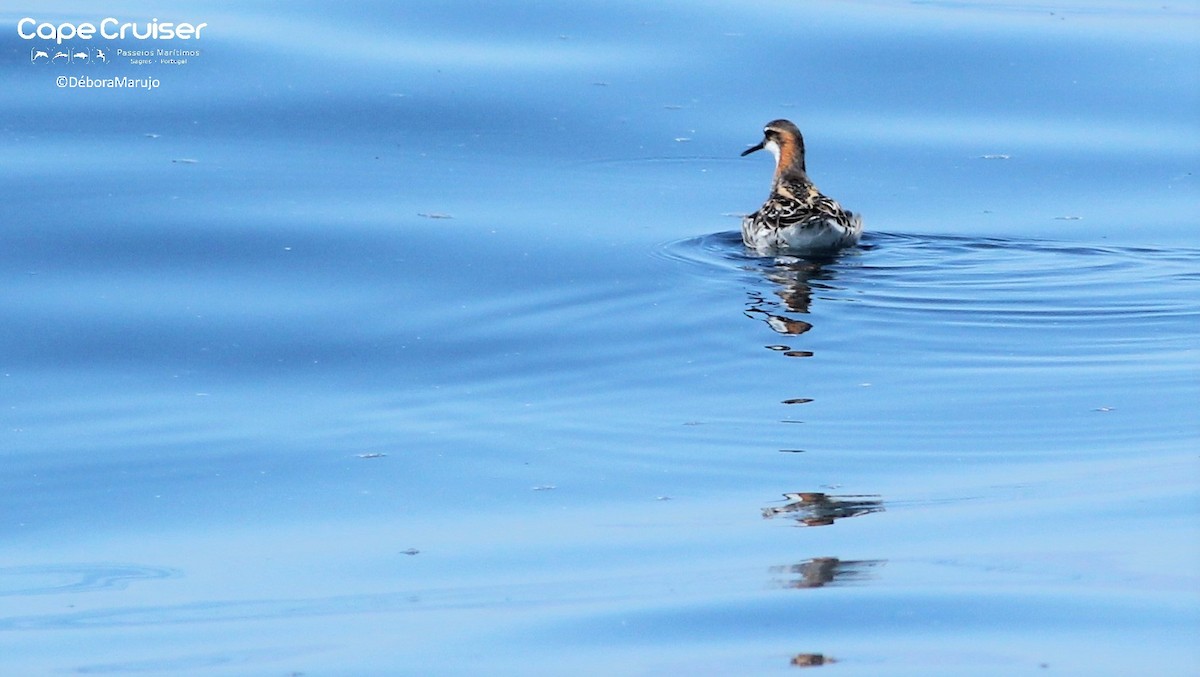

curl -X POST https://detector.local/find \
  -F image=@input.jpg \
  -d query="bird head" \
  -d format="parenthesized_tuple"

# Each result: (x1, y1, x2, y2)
(742, 119, 807, 176)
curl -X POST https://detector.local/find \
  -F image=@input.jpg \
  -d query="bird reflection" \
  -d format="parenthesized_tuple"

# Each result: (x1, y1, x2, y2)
(770, 556, 885, 589)
(762, 492, 885, 526)
(790, 653, 837, 668)
(743, 255, 838, 348)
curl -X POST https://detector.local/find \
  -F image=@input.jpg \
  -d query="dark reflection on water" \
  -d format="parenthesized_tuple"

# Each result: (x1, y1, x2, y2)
(762, 492, 886, 526)
(745, 254, 845, 365)
(790, 652, 837, 668)
(756, 256, 841, 314)
(746, 291, 813, 337)
(663, 231, 843, 358)
(770, 557, 885, 589)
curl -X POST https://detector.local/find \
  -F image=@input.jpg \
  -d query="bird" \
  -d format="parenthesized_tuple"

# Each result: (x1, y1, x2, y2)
(740, 119, 862, 254)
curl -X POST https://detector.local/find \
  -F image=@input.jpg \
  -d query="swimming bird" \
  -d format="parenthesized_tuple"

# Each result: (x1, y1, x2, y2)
(740, 119, 862, 254)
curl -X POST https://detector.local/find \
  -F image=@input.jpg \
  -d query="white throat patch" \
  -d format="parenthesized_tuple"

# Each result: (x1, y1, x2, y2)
(764, 138, 781, 164)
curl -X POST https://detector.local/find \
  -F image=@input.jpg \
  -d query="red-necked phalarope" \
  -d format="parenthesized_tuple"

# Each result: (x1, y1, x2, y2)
(740, 119, 863, 254)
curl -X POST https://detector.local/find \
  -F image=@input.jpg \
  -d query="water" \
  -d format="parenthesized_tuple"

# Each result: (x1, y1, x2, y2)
(2, 1, 1198, 674)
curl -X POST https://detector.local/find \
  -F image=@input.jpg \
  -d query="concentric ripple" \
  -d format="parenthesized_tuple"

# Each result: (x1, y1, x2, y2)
(660, 230, 1200, 363)
(847, 232, 1199, 326)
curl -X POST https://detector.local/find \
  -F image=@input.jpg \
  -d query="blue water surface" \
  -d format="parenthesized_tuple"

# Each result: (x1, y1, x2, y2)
(2, 1, 1198, 675)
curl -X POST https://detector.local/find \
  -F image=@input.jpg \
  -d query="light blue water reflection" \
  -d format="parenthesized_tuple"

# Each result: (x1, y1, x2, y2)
(1, 1, 1198, 674)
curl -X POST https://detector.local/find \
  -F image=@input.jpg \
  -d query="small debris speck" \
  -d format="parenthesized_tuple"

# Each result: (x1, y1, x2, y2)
(357, 452, 387, 459)
(400, 548, 420, 556)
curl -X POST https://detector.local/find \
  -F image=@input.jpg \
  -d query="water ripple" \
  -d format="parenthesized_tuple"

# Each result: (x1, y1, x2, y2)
(0, 563, 178, 597)
(660, 231, 1200, 351)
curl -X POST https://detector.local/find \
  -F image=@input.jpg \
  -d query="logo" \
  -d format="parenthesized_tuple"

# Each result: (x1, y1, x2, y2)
(17, 18, 208, 45)
(20, 17, 206, 71)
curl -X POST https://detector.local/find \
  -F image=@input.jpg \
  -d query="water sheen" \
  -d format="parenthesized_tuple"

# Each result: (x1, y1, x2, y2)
(2, 1, 1198, 675)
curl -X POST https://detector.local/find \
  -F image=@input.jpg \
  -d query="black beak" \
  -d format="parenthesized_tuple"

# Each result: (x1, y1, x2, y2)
(741, 140, 765, 157)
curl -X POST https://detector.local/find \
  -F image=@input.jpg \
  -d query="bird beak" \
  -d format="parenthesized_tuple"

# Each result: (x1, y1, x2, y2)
(741, 140, 765, 157)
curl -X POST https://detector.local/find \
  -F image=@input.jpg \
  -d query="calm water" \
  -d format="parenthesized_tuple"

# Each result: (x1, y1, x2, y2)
(2, 1, 1198, 675)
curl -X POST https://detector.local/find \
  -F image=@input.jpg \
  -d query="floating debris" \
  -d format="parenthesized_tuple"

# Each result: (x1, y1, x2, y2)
(1093, 406, 1115, 412)
(782, 398, 813, 405)
(417, 212, 453, 220)
(673, 137, 692, 143)
(171, 158, 198, 164)
(1055, 215, 1083, 220)
(980, 154, 1010, 160)
(357, 452, 387, 459)
(532, 485, 557, 491)
(144, 133, 161, 139)
(400, 548, 420, 556)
